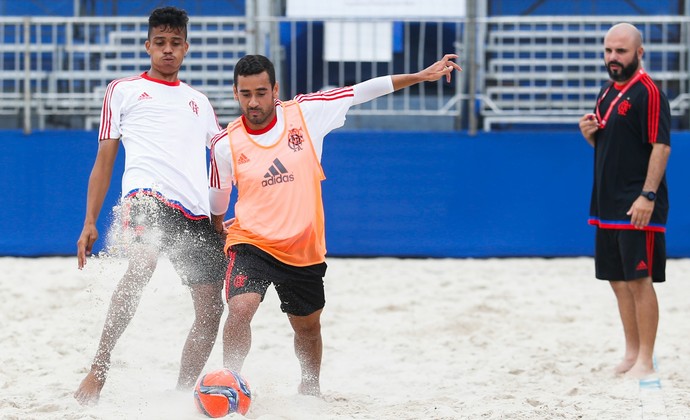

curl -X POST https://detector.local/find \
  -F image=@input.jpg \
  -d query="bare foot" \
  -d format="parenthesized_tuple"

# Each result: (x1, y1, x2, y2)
(74, 367, 107, 406)
(298, 380, 322, 398)
(625, 362, 655, 379)
(613, 358, 636, 375)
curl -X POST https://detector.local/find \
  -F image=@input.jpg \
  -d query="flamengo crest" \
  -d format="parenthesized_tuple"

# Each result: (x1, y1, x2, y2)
(189, 99, 199, 116)
(288, 127, 304, 152)
(617, 99, 632, 116)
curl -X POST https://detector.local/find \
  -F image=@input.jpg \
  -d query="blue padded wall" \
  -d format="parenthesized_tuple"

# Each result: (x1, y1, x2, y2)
(2, 129, 689, 258)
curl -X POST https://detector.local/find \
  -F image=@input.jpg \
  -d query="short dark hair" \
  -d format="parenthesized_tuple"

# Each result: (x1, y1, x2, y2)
(234, 55, 276, 87)
(148, 6, 188, 40)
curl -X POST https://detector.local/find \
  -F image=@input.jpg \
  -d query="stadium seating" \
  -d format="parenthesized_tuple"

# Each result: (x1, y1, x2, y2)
(1, 6, 689, 131)
(0, 17, 246, 129)
(481, 17, 689, 130)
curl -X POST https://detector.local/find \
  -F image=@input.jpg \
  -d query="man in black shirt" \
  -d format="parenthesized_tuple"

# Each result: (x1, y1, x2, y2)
(578, 22, 671, 378)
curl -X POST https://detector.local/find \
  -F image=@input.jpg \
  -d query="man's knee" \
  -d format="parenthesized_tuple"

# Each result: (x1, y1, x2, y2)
(227, 293, 261, 319)
(123, 256, 158, 285)
(201, 299, 225, 323)
(190, 283, 224, 321)
(290, 311, 322, 338)
(628, 276, 654, 296)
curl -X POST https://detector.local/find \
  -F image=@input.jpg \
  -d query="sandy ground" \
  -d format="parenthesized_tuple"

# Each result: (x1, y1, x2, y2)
(1, 256, 689, 419)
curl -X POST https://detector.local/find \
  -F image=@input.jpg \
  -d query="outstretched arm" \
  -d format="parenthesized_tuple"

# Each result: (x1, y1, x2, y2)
(303, 54, 463, 149)
(391, 54, 462, 91)
(351, 54, 462, 105)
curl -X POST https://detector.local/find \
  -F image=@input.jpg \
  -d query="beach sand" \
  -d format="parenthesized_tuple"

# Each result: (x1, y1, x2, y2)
(1, 256, 689, 419)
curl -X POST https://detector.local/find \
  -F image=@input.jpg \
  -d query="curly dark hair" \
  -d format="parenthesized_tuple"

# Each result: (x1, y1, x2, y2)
(234, 55, 276, 87)
(148, 6, 188, 40)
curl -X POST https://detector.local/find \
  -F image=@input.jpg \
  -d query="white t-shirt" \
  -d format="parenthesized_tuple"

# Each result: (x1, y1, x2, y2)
(99, 72, 221, 218)
(209, 75, 394, 215)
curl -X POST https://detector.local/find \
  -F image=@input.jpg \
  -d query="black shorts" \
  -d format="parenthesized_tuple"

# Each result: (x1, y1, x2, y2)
(595, 228, 666, 283)
(111, 194, 227, 286)
(224, 244, 327, 316)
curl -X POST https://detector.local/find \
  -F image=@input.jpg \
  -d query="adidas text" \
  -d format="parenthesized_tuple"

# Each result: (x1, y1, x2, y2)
(262, 173, 295, 187)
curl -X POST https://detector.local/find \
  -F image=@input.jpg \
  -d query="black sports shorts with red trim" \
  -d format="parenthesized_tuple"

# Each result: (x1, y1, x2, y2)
(595, 228, 666, 283)
(224, 243, 327, 316)
(117, 195, 227, 286)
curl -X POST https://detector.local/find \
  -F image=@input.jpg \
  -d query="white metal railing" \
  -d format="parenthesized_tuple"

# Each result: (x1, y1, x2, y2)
(0, 16, 467, 132)
(480, 15, 690, 130)
(256, 17, 465, 130)
(0, 16, 248, 131)
(1, 15, 690, 132)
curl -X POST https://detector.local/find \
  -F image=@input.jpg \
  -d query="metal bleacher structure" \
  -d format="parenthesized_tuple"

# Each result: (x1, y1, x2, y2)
(0, 16, 246, 130)
(480, 15, 690, 131)
(1, 14, 690, 132)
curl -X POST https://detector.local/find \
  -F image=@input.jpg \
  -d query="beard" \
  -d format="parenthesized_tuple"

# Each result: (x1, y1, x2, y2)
(243, 106, 271, 126)
(606, 54, 639, 82)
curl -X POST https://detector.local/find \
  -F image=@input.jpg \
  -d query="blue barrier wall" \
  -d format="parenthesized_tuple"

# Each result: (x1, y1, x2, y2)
(2, 130, 689, 258)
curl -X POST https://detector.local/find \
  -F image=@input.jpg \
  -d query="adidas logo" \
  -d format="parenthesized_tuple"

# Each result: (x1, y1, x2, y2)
(138, 92, 152, 101)
(636, 260, 648, 271)
(237, 153, 250, 165)
(262, 158, 294, 187)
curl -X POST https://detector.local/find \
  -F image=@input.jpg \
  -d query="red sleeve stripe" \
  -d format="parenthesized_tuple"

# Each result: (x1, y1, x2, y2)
(99, 81, 117, 139)
(210, 129, 227, 148)
(210, 153, 219, 188)
(295, 86, 354, 103)
(209, 130, 228, 188)
(99, 76, 139, 140)
(98, 85, 112, 139)
(296, 92, 354, 103)
(641, 74, 660, 143)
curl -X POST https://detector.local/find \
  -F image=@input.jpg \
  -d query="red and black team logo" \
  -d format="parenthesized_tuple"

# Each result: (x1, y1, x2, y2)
(287, 127, 304, 152)
(617, 99, 631, 116)
(189, 99, 199, 116)
(233, 274, 247, 289)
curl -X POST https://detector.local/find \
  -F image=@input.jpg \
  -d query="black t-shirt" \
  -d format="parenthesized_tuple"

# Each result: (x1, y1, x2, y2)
(589, 71, 671, 230)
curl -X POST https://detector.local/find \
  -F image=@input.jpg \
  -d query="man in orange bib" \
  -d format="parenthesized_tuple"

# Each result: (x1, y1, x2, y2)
(209, 54, 461, 396)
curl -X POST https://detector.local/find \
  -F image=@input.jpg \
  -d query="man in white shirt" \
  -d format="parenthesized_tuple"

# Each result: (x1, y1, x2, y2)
(74, 6, 226, 405)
